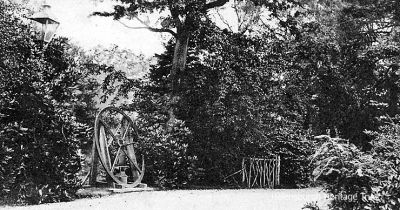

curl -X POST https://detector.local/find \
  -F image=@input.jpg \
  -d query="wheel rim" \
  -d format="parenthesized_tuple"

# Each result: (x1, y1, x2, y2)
(94, 107, 144, 187)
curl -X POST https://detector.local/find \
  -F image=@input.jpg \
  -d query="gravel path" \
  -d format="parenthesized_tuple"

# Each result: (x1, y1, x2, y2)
(2, 188, 330, 210)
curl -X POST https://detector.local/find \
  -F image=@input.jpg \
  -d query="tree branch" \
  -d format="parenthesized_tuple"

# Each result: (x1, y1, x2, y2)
(233, 0, 243, 31)
(168, 0, 182, 28)
(203, 0, 230, 11)
(215, 8, 234, 32)
(118, 19, 177, 37)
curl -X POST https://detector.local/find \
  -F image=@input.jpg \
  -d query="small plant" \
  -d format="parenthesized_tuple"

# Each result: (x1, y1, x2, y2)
(302, 201, 321, 210)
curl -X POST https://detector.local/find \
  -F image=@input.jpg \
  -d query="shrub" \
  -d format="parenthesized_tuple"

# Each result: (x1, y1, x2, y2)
(0, 110, 83, 204)
(311, 136, 372, 208)
(135, 112, 198, 189)
(0, 2, 97, 204)
(311, 125, 400, 209)
(365, 120, 400, 209)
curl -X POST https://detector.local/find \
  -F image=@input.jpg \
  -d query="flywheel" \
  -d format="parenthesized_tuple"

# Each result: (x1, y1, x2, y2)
(93, 106, 144, 187)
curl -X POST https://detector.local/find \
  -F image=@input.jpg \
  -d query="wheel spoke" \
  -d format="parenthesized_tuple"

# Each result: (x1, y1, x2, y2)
(105, 138, 112, 169)
(121, 142, 135, 147)
(121, 123, 131, 141)
(111, 147, 122, 171)
(115, 118, 123, 136)
(122, 148, 142, 173)
(99, 119, 118, 145)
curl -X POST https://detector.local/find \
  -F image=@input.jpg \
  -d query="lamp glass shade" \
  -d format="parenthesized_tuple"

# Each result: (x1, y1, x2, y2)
(29, 4, 60, 42)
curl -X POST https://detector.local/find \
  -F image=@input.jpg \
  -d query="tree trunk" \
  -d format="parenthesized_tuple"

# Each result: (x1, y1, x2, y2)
(167, 31, 190, 128)
(387, 68, 399, 117)
(171, 32, 190, 93)
(388, 80, 399, 117)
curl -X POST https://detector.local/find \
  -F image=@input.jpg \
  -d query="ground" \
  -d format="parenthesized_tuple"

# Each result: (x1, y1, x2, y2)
(2, 188, 330, 210)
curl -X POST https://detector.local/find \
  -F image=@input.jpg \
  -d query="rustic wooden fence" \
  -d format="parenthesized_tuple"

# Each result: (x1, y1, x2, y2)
(241, 156, 280, 188)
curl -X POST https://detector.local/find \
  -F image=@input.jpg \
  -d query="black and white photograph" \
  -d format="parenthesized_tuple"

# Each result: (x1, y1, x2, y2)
(1, 0, 400, 209)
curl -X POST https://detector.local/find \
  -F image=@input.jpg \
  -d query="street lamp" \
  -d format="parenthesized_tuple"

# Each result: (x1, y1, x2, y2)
(29, 3, 60, 43)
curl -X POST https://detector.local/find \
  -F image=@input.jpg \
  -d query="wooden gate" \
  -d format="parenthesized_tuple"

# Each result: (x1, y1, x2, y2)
(241, 156, 280, 188)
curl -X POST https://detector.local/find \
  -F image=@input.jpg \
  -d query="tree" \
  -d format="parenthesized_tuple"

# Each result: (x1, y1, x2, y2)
(339, 0, 400, 117)
(94, 0, 300, 124)
(85, 45, 153, 106)
(125, 19, 314, 186)
(286, 0, 400, 148)
(210, 0, 265, 34)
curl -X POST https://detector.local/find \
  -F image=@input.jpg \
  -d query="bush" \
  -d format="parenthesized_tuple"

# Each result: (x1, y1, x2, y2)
(311, 125, 400, 209)
(311, 136, 372, 208)
(136, 115, 198, 189)
(365, 120, 400, 209)
(0, 2, 97, 204)
(0, 110, 83, 204)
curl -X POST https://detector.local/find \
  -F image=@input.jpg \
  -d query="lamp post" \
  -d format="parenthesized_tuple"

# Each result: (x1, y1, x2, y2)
(29, 3, 59, 44)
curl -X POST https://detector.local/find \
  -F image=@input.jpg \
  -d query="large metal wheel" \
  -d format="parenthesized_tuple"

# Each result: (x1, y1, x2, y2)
(94, 107, 144, 187)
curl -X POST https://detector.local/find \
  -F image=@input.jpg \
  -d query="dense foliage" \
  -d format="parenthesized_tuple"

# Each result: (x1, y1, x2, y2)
(311, 122, 400, 209)
(292, 0, 400, 149)
(103, 19, 315, 188)
(95, 0, 302, 130)
(101, 0, 400, 191)
(0, 2, 99, 204)
(304, 1, 400, 208)
(174, 23, 314, 186)
(2, 0, 400, 207)
(92, 0, 316, 189)
(106, 72, 198, 188)
(136, 115, 197, 188)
